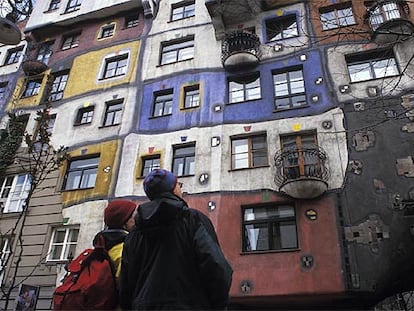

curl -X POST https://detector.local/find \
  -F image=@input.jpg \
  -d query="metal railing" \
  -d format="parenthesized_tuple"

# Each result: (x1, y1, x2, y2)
(274, 145, 330, 187)
(221, 30, 262, 65)
(366, 0, 410, 31)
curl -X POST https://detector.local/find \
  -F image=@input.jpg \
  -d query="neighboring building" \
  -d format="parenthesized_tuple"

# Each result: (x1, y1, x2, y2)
(0, 0, 151, 309)
(0, 0, 413, 310)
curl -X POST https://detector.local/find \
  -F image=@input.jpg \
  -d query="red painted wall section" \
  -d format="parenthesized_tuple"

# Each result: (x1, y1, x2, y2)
(184, 191, 345, 301)
(28, 11, 145, 65)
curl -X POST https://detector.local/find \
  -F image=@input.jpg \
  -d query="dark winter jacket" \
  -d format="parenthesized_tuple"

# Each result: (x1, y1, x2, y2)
(119, 193, 233, 310)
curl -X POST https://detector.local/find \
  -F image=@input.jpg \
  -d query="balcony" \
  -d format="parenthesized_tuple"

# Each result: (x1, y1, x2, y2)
(274, 145, 330, 199)
(22, 59, 48, 76)
(366, 0, 414, 44)
(205, 0, 298, 39)
(222, 31, 261, 71)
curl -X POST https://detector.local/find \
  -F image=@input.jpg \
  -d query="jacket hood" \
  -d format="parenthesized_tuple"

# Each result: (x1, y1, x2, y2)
(136, 193, 188, 230)
(93, 229, 128, 250)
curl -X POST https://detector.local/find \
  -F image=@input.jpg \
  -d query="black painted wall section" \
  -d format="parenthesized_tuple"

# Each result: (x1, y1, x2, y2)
(340, 95, 414, 303)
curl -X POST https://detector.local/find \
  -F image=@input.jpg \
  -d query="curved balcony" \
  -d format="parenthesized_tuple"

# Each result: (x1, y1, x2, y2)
(22, 59, 48, 76)
(221, 31, 262, 71)
(274, 145, 330, 199)
(366, 0, 414, 44)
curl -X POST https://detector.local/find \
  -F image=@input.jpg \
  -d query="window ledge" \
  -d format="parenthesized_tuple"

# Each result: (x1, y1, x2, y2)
(61, 187, 94, 193)
(167, 16, 195, 23)
(321, 23, 358, 32)
(227, 98, 262, 105)
(157, 58, 194, 67)
(148, 114, 173, 119)
(98, 74, 126, 81)
(98, 124, 120, 129)
(349, 74, 400, 84)
(273, 104, 309, 113)
(229, 165, 270, 172)
(240, 248, 300, 255)
(73, 122, 92, 127)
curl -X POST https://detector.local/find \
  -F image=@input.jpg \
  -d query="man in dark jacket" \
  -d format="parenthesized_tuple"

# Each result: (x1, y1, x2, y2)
(119, 169, 233, 310)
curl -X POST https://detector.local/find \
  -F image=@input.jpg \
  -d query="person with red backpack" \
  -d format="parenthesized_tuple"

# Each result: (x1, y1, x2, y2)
(94, 199, 137, 285)
(119, 169, 233, 310)
(53, 199, 137, 310)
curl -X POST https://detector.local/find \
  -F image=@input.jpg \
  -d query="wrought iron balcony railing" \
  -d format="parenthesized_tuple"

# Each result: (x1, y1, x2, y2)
(365, 0, 414, 44)
(221, 30, 262, 70)
(274, 145, 330, 199)
(367, 0, 410, 31)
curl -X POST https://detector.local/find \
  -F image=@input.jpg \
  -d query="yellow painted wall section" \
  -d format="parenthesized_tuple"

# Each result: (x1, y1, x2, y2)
(6, 72, 52, 111)
(61, 140, 119, 207)
(64, 41, 140, 98)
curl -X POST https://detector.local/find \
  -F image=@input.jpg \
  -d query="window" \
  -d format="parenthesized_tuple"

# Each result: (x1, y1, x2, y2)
(0, 82, 8, 99)
(183, 84, 200, 109)
(47, 227, 79, 261)
(46, 114, 57, 134)
(231, 134, 268, 170)
(265, 15, 298, 42)
(273, 67, 306, 110)
(22, 78, 42, 97)
(125, 14, 139, 28)
(280, 132, 321, 179)
(36, 41, 54, 65)
(34, 114, 56, 151)
(160, 36, 194, 65)
(102, 54, 128, 79)
(152, 90, 173, 117)
(320, 2, 356, 30)
(242, 205, 298, 252)
(63, 156, 99, 190)
(229, 73, 261, 104)
(141, 155, 161, 177)
(61, 32, 81, 50)
(100, 24, 115, 39)
(65, 0, 81, 13)
(346, 49, 399, 83)
(172, 144, 195, 177)
(4, 47, 23, 65)
(171, 1, 195, 21)
(0, 237, 11, 284)
(48, 0, 60, 11)
(103, 99, 123, 127)
(0, 174, 31, 213)
(49, 70, 69, 101)
(75, 106, 94, 125)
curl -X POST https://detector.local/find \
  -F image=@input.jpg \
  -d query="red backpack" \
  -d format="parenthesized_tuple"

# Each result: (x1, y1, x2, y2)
(53, 234, 118, 310)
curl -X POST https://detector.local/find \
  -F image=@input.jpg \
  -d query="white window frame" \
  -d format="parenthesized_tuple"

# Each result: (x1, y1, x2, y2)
(346, 49, 400, 83)
(0, 238, 11, 285)
(320, 3, 356, 30)
(265, 14, 298, 42)
(101, 53, 129, 80)
(99, 23, 116, 39)
(63, 156, 100, 190)
(103, 99, 123, 127)
(231, 134, 268, 170)
(229, 74, 261, 104)
(46, 227, 80, 261)
(171, 1, 195, 21)
(0, 174, 31, 213)
(160, 37, 194, 65)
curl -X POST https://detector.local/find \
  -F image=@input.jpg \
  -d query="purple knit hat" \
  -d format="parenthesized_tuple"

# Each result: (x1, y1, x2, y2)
(143, 169, 177, 200)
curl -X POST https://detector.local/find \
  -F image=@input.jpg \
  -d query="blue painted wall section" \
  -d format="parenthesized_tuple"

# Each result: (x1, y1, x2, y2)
(138, 48, 333, 133)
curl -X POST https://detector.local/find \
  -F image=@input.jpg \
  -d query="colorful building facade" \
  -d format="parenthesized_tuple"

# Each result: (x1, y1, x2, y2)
(0, 0, 413, 309)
